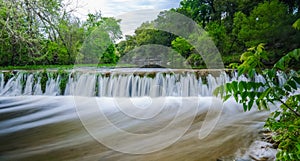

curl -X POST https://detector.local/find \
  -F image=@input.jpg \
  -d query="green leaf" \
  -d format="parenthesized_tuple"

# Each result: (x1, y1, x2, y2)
(247, 100, 254, 111)
(274, 49, 300, 70)
(248, 68, 255, 78)
(213, 86, 220, 96)
(292, 76, 300, 85)
(256, 100, 261, 110)
(241, 92, 248, 101)
(238, 81, 245, 91)
(284, 84, 291, 91)
(287, 80, 297, 90)
(266, 69, 276, 79)
(233, 93, 239, 102)
(225, 83, 232, 93)
(231, 81, 238, 93)
(223, 95, 231, 101)
(258, 88, 271, 101)
(296, 144, 300, 151)
(273, 111, 280, 118)
(228, 63, 239, 69)
(293, 18, 300, 30)
(260, 100, 268, 110)
(243, 103, 247, 111)
(246, 82, 252, 91)
(238, 66, 246, 76)
(249, 91, 256, 100)
(247, 47, 255, 51)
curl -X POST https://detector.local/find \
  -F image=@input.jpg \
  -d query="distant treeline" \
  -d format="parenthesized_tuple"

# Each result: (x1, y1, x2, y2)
(117, 0, 300, 67)
(0, 0, 300, 68)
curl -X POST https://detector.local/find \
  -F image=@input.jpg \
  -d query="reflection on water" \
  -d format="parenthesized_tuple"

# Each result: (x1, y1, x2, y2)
(0, 96, 269, 161)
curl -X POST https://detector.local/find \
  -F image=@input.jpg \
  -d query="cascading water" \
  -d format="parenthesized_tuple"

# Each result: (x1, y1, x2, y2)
(0, 69, 281, 161)
(0, 70, 263, 97)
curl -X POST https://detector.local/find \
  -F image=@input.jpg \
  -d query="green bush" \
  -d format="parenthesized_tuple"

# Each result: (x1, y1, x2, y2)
(214, 45, 300, 160)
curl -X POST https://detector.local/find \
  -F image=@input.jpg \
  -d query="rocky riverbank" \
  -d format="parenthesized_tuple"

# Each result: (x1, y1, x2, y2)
(217, 129, 278, 161)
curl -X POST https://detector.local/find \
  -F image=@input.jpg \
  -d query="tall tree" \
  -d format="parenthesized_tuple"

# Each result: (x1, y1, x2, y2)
(80, 12, 122, 64)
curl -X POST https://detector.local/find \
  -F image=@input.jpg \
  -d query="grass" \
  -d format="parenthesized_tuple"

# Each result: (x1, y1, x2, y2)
(1, 59, 236, 70)
(0, 64, 211, 70)
(0, 64, 137, 70)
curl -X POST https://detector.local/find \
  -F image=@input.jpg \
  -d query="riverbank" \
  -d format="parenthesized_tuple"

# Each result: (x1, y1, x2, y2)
(0, 64, 119, 70)
(218, 129, 277, 161)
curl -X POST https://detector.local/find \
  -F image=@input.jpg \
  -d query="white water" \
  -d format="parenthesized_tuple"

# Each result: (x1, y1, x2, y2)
(0, 96, 270, 161)
(0, 69, 276, 160)
(0, 70, 268, 97)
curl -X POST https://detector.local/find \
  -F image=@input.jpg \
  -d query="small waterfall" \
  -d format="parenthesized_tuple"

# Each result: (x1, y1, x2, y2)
(23, 74, 34, 95)
(33, 77, 43, 95)
(0, 70, 273, 97)
(0, 73, 4, 90)
(0, 73, 24, 96)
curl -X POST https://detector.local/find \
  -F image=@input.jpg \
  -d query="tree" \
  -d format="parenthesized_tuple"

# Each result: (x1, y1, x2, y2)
(177, 0, 218, 27)
(0, 0, 84, 65)
(205, 22, 230, 54)
(233, 0, 300, 59)
(171, 37, 194, 58)
(0, 1, 123, 66)
(100, 44, 118, 64)
(80, 13, 122, 64)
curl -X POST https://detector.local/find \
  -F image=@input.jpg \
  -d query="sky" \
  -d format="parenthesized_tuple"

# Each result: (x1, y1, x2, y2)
(73, 0, 181, 17)
(68, 0, 181, 37)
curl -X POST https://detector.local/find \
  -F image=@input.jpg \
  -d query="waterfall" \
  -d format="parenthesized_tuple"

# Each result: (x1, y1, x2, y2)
(23, 74, 34, 95)
(0, 70, 279, 97)
(0, 69, 285, 160)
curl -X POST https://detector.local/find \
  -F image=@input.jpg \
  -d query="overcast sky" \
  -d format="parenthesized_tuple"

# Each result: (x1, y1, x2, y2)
(69, 0, 181, 37)
(73, 0, 180, 17)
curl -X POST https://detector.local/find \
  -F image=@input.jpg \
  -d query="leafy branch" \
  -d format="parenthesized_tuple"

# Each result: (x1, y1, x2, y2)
(214, 43, 300, 160)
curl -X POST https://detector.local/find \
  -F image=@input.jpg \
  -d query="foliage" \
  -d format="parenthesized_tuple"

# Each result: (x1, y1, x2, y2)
(171, 37, 194, 58)
(174, 0, 300, 65)
(1, 0, 299, 68)
(214, 44, 300, 160)
(236, 43, 268, 76)
(205, 22, 229, 54)
(234, 0, 295, 50)
(40, 69, 48, 93)
(0, 1, 121, 66)
(116, 0, 300, 69)
(186, 53, 205, 67)
(0, 64, 124, 70)
(293, 18, 300, 30)
(99, 44, 118, 64)
(57, 69, 68, 95)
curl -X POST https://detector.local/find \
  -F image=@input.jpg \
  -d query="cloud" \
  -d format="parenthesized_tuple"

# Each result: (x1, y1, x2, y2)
(68, 0, 181, 38)
(74, 0, 180, 17)
(116, 9, 161, 37)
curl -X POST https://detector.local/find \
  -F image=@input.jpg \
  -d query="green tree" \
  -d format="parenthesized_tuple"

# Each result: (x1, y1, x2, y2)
(177, 0, 218, 27)
(80, 13, 122, 64)
(205, 22, 229, 54)
(0, 0, 86, 66)
(233, 0, 300, 58)
(100, 44, 118, 64)
(171, 37, 194, 58)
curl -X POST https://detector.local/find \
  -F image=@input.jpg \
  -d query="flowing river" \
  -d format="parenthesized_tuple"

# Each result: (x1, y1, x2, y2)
(0, 68, 272, 161)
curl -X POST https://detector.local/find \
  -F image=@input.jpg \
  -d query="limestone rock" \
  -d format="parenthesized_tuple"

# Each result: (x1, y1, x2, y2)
(248, 141, 277, 161)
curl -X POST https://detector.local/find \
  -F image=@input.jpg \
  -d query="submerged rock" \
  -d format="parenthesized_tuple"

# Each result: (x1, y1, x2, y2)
(248, 141, 277, 161)
(217, 131, 277, 161)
